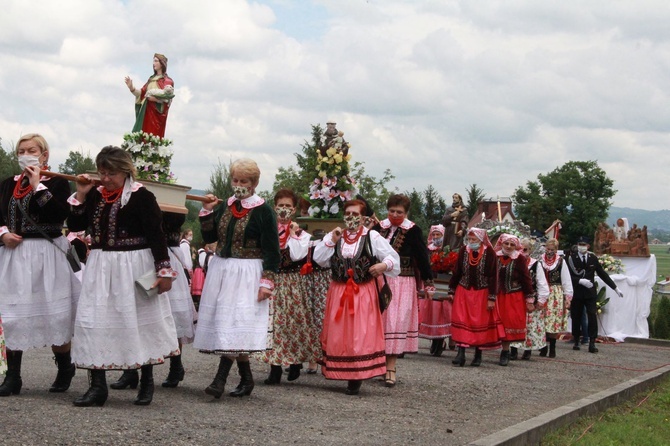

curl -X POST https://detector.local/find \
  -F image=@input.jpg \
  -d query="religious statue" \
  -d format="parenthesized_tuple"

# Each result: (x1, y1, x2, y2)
(593, 218, 649, 257)
(125, 53, 175, 138)
(441, 193, 469, 251)
(319, 122, 350, 157)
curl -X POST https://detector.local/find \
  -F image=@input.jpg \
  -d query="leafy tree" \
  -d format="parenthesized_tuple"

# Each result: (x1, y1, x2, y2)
(350, 162, 395, 219)
(513, 160, 616, 247)
(0, 138, 20, 182)
(464, 183, 486, 219)
(423, 184, 446, 225)
(207, 159, 233, 200)
(653, 295, 670, 340)
(404, 188, 429, 234)
(58, 150, 96, 176)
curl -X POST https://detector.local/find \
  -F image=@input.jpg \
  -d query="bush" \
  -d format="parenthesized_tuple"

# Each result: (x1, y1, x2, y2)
(653, 295, 670, 339)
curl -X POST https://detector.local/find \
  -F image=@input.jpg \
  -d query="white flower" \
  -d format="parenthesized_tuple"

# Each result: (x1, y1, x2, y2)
(308, 205, 320, 216)
(329, 201, 339, 214)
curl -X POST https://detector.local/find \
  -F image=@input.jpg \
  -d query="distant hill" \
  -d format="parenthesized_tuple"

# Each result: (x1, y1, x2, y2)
(607, 207, 670, 232)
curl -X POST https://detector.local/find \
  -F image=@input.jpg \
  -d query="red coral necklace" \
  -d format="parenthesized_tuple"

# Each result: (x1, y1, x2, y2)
(13, 174, 33, 199)
(468, 249, 482, 266)
(101, 187, 123, 204)
(343, 226, 363, 244)
(230, 201, 250, 219)
(543, 254, 557, 267)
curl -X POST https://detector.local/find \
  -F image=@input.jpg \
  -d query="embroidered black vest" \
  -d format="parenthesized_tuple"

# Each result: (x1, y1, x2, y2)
(330, 235, 376, 284)
(279, 246, 307, 273)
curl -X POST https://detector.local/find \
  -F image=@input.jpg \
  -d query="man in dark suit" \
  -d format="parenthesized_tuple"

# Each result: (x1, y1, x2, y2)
(567, 236, 623, 353)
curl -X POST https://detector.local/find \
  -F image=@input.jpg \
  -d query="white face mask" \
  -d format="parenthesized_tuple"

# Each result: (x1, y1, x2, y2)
(18, 154, 42, 170)
(577, 245, 588, 254)
(186, 235, 193, 242)
(233, 185, 252, 200)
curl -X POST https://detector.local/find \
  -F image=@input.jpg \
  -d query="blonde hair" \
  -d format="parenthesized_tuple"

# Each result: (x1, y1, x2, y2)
(545, 238, 559, 249)
(230, 158, 260, 186)
(15, 133, 49, 155)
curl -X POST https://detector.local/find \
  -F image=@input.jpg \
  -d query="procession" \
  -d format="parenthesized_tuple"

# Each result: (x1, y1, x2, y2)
(0, 51, 640, 413)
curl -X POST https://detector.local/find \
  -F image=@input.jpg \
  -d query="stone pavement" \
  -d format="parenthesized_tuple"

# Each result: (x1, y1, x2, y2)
(1, 338, 669, 445)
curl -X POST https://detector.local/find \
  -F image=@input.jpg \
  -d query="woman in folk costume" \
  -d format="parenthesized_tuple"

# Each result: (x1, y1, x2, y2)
(125, 53, 174, 138)
(313, 199, 400, 395)
(448, 228, 504, 367)
(509, 238, 550, 361)
(193, 158, 280, 399)
(0, 315, 6, 377)
(0, 133, 80, 397)
(69, 146, 179, 407)
(419, 224, 453, 356)
(108, 212, 197, 391)
(372, 194, 434, 387)
(493, 234, 534, 366)
(260, 188, 319, 385)
(538, 238, 573, 358)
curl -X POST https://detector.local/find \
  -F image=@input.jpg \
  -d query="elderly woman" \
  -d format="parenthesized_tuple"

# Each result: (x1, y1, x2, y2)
(509, 238, 550, 361)
(0, 133, 80, 397)
(449, 228, 503, 367)
(193, 158, 280, 399)
(314, 199, 400, 395)
(539, 238, 573, 358)
(494, 234, 534, 366)
(419, 224, 453, 356)
(372, 194, 433, 387)
(68, 146, 179, 407)
(125, 53, 174, 138)
(260, 188, 319, 385)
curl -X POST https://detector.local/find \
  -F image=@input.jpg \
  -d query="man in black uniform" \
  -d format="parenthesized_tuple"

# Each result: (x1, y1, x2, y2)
(567, 236, 623, 353)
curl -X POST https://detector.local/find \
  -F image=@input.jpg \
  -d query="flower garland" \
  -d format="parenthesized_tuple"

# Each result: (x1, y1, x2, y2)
(486, 225, 524, 240)
(430, 250, 459, 273)
(120, 131, 177, 184)
(307, 142, 358, 219)
(597, 254, 625, 274)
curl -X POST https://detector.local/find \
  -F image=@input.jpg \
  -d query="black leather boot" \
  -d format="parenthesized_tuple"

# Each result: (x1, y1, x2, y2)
(345, 380, 362, 395)
(470, 348, 482, 367)
(229, 360, 254, 397)
(509, 347, 518, 360)
(162, 355, 185, 388)
(0, 350, 23, 396)
(264, 365, 283, 385)
(539, 346, 548, 357)
(73, 370, 108, 407)
(588, 341, 599, 354)
(499, 350, 510, 366)
(521, 350, 532, 360)
(109, 369, 139, 390)
(287, 364, 302, 381)
(49, 351, 76, 393)
(205, 356, 234, 398)
(134, 365, 154, 406)
(430, 339, 444, 357)
(549, 339, 557, 358)
(452, 347, 466, 367)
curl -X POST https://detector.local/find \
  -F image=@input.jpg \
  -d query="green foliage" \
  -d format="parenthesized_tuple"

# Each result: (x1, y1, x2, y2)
(0, 138, 21, 182)
(404, 188, 428, 233)
(464, 183, 486, 219)
(58, 150, 96, 176)
(513, 160, 616, 248)
(423, 184, 447, 225)
(207, 159, 233, 200)
(653, 295, 670, 339)
(350, 162, 395, 218)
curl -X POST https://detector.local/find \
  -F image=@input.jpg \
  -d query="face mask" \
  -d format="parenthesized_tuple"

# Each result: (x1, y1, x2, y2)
(389, 215, 404, 227)
(432, 237, 443, 246)
(275, 207, 293, 220)
(186, 236, 193, 242)
(468, 242, 481, 250)
(577, 245, 588, 254)
(545, 251, 556, 259)
(18, 154, 42, 170)
(343, 215, 361, 230)
(233, 185, 251, 200)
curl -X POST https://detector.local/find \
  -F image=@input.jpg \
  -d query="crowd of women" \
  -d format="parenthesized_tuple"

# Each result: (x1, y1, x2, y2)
(0, 134, 580, 406)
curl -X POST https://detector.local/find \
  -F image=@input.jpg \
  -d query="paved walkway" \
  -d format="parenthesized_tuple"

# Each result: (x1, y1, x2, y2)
(2, 338, 669, 445)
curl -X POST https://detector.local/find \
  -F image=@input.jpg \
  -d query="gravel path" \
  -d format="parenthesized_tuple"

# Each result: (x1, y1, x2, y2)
(2, 339, 668, 445)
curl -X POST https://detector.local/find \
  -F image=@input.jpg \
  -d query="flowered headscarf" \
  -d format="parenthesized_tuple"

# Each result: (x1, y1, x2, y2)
(494, 233, 523, 259)
(466, 227, 493, 252)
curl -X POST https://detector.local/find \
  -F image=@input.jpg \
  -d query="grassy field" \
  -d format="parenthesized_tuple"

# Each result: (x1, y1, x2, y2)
(650, 244, 670, 282)
(541, 376, 670, 445)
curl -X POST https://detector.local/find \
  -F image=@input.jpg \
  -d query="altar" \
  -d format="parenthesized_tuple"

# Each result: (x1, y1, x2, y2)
(595, 255, 656, 341)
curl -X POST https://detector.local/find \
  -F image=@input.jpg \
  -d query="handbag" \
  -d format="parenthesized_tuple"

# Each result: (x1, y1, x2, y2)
(135, 269, 177, 298)
(366, 234, 393, 312)
(16, 203, 81, 272)
(375, 274, 393, 313)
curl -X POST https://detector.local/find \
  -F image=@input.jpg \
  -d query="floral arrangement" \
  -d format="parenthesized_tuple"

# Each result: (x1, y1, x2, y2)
(486, 225, 524, 240)
(121, 131, 177, 183)
(598, 254, 625, 274)
(307, 145, 357, 218)
(430, 250, 459, 274)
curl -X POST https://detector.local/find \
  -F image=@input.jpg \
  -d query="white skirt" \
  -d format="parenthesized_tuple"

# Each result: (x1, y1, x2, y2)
(168, 247, 197, 343)
(72, 249, 179, 369)
(0, 237, 80, 350)
(192, 256, 270, 354)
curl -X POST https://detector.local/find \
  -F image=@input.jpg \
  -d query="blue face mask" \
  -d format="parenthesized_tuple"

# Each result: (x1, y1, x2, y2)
(468, 242, 481, 250)
(432, 237, 443, 246)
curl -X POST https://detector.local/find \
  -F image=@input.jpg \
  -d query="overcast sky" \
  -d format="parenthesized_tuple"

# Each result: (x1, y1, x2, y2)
(1, 0, 668, 210)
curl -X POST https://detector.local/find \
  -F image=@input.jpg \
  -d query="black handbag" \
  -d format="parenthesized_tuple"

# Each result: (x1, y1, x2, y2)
(16, 203, 81, 273)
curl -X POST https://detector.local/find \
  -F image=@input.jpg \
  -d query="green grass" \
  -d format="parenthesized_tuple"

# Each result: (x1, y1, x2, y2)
(541, 376, 670, 445)
(650, 244, 670, 282)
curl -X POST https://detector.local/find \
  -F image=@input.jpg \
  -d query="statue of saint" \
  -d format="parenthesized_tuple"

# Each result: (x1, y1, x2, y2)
(441, 193, 468, 251)
(125, 53, 175, 138)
